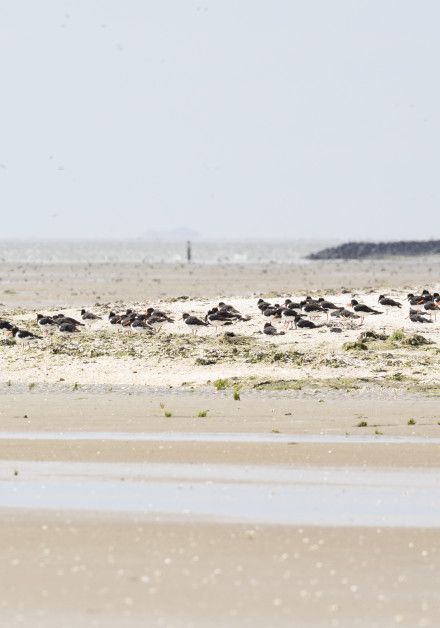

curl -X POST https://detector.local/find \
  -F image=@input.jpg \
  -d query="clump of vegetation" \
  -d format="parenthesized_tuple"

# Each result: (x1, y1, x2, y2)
(72, 382, 80, 391)
(374, 429, 383, 435)
(195, 356, 218, 366)
(401, 334, 433, 347)
(164, 410, 172, 418)
(0, 338, 16, 347)
(28, 382, 36, 391)
(407, 418, 416, 426)
(389, 372, 405, 381)
(357, 420, 368, 428)
(359, 330, 388, 342)
(343, 340, 368, 351)
(197, 410, 208, 418)
(272, 428, 280, 434)
(214, 378, 229, 390)
(389, 329, 405, 342)
(254, 379, 303, 391)
(233, 385, 241, 401)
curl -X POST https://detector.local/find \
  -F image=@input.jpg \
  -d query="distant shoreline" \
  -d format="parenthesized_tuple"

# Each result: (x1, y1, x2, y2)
(308, 240, 440, 260)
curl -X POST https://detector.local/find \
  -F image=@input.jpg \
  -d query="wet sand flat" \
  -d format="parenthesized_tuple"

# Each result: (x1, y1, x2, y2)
(1, 514, 439, 628)
(1, 391, 440, 626)
(2, 257, 440, 308)
(0, 255, 439, 626)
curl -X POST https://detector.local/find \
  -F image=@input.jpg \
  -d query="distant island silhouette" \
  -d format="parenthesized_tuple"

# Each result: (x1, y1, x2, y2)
(308, 240, 440, 260)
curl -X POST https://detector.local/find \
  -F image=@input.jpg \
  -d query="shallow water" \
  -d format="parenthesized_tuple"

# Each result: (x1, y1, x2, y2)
(0, 430, 439, 445)
(0, 238, 332, 264)
(1, 460, 439, 527)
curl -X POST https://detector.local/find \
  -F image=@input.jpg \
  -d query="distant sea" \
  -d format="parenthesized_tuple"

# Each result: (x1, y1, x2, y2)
(0, 239, 337, 265)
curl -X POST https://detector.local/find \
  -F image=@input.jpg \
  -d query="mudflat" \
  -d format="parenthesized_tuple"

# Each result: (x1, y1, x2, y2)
(0, 259, 439, 626)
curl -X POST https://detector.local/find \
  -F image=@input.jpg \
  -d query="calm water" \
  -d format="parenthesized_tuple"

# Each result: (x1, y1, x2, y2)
(0, 238, 336, 265)
(1, 431, 439, 445)
(1, 460, 439, 527)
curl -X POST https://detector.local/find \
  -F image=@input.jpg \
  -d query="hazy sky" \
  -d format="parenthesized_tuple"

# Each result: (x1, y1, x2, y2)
(0, 1, 439, 240)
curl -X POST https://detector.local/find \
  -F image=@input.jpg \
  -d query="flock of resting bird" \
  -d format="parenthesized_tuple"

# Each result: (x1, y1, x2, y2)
(0, 290, 439, 341)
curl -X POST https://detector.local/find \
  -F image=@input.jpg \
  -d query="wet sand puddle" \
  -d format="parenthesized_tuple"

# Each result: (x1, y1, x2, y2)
(1, 430, 440, 444)
(1, 453, 440, 527)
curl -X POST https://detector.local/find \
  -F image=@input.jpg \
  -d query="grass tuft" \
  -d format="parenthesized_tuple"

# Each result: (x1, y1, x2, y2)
(214, 378, 229, 390)
(197, 410, 208, 418)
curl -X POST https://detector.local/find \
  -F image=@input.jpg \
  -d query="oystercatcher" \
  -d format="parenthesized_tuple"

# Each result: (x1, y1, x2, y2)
(131, 319, 154, 333)
(263, 322, 285, 336)
(81, 309, 102, 320)
(0, 319, 13, 332)
(294, 315, 323, 329)
(36, 314, 57, 327)
(206, 309, 234, 332)
(348, 299, 383, 322)
(58, 322, 80, 333)
(182, 313, 209, 335)
(378, 295, 402, 312)
(409, 309, 432, 324)
(11, 327, 42, 340)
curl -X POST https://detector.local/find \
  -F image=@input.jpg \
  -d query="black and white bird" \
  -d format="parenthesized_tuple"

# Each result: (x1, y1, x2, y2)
(58, 322, 80, 333)
(146, 307, 174, 323)
(422, 298, 439, 321)
(294, 315, 323, 329)
(206, 309, 234, 332)
(330, 307, 361, 320)
(218, 302, 250, 321)
(53, 314, 85, 327)
(182, 313, 209, 335)
(378, 295, 402, 312)
(0, 319, 13, 332)
(257, 298, 271, 312)
(261, 304, 283, 322)
(146, 314, 171, 332)
(131, 319, 154, 333)
(348, 299, 383, 321)
(36, 314, 57, 327)
(11, 326, 42, 340)
(301, 301, 326, 316)
(409, 309, 432, 324)
(81, 309, 102, 320)
(284, 299, 302, 310)
(317, 297, 339, 311)
(281, 308, 300, 329)
(406, 294, 425, 313)
(263, 322, 285, 336)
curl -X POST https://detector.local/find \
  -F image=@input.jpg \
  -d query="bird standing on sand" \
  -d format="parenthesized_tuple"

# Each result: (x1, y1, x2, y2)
(131, 319, 154, 333)
(330, 307, 360, 320)
(206, 309, 234, 332)
(347, 299, 383, 323)
(281, 308, 299, 329)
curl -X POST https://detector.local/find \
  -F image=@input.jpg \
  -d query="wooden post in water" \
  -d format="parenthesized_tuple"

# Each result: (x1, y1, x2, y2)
(186, 240, 192, 263)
